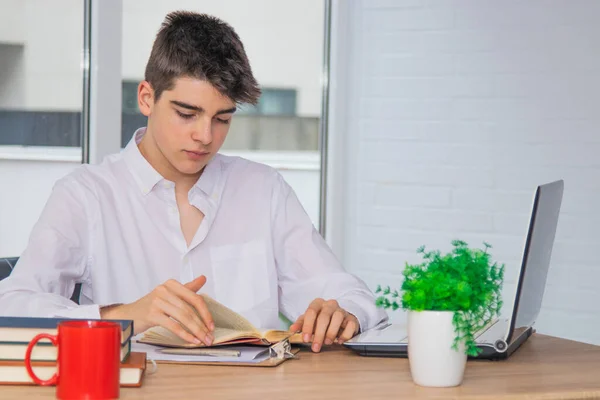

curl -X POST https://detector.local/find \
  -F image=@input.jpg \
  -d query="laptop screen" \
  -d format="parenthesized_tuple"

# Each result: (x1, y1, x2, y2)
(508, 180, 563, 342)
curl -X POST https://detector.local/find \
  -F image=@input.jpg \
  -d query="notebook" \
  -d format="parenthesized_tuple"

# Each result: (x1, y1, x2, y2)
(0, 316, 133, 362)
(0, 340, 131, 362)
(0, 316, 133, 345)
(0, 351, 146, 387)
(134, 339, 299, 367)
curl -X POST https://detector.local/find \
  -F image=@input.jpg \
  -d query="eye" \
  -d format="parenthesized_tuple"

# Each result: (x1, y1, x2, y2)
(216, 118, 231, 125)
(176, 110, 194, 120)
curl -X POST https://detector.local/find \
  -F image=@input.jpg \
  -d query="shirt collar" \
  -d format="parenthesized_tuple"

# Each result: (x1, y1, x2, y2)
(193, 154, 221, 199)
(123, 128, 163, 196)
(123, 127, 222, 198)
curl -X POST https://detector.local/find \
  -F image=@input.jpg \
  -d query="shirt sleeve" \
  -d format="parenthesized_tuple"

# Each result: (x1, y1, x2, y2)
(0, 176, 101, 319)
(270, 172, 388, 332)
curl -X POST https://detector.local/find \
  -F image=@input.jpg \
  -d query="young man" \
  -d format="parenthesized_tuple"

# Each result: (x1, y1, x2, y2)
(0, 11, 386, 352)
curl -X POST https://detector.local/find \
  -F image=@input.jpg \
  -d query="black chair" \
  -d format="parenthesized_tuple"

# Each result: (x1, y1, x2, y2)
(0, 257, 82, 304)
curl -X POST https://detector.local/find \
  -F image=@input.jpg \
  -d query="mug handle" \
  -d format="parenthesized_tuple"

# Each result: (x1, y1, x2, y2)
(25, 333, 58, 386)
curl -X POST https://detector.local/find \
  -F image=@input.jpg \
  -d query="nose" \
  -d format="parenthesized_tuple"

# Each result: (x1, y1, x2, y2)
(191, 117, 213, 146)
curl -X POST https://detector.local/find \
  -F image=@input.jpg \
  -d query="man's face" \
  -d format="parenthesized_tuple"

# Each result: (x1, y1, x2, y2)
(138, 76, 236, 177)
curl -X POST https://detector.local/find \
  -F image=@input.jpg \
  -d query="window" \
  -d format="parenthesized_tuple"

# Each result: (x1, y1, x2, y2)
(0, 0, 85, 257)
(121, 80, 147, 148)
(237, 88, 298, 116)
(0, 8, 84, 148)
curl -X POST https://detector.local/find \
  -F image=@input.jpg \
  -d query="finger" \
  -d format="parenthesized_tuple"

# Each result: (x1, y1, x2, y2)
(153, 292, 212, 346)
(167, 279, 214, 332)
(325, 309, 346, 345)
(334, 319, 347, 343)
(301, 299, 324, 343)
(312, 304, 337, 352)
(183, 275, 207, 293)
(289, 315, 304, 333)
(151, 299, 210, 345)
(337, 317, 358, 344)
(159, 295, 213, 345)
(301, 309, 317, 343)
(155, 313, 201, 344)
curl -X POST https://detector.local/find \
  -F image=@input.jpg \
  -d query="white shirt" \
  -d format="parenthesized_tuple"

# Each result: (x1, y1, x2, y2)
(0, 128, 387, 332)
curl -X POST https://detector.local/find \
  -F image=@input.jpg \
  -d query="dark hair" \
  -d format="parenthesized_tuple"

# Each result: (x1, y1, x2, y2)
(144, 11, 261, 105)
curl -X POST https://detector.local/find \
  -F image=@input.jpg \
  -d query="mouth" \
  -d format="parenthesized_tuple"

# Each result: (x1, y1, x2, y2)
(183, 150, 210, 160)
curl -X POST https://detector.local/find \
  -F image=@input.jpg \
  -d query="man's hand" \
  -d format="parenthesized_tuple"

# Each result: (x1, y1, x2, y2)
(100, 275, 214, 346)
(289, 298, 359, 353)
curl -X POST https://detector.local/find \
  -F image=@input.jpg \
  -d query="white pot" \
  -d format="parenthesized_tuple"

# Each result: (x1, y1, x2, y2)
(407, 310, 467, 387)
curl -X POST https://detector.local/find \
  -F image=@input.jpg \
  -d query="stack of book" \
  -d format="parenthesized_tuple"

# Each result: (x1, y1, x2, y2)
(0, 317, 146, 387)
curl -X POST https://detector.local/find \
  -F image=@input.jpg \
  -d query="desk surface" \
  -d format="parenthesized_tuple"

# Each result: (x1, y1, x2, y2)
(2, 334, 600, 400)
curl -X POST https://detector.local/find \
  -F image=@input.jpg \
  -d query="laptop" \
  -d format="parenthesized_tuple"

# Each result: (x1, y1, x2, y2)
(344, 180, 564, 360)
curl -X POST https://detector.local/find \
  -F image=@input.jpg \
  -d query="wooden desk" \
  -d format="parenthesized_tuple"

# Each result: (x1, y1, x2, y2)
(2, 334, 599, 399)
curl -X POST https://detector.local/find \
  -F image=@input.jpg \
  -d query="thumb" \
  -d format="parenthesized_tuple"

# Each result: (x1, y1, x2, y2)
(184, 275, 207, 293)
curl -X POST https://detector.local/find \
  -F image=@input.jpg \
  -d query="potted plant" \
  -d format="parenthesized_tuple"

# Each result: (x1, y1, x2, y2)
(376, 240, 504, 387)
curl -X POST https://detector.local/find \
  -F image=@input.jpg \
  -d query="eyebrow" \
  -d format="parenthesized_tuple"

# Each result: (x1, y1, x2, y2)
(170, 100, 237, 116)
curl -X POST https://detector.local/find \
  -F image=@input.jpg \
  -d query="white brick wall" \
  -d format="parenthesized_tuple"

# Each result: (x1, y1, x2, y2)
(328, 0, 600, 344)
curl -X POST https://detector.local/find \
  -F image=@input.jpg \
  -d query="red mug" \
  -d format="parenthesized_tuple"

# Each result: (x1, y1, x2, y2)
(25, 320, 121, 399)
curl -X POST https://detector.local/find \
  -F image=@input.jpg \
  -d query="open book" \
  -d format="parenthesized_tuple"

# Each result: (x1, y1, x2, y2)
(138, 294, 302, 348)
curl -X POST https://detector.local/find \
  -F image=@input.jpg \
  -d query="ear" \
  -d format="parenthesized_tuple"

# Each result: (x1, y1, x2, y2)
(138, 81, 154, 117)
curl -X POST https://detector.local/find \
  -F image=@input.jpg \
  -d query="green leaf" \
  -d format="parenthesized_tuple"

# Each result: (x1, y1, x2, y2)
(374, 240, 505, 356)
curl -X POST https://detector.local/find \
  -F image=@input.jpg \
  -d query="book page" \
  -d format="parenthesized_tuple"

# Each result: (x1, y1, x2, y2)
(262, 330, 303, 344)
(212, 327, 257, 343)
(140, 326, 195, 347)
(139, 326, 262, 347)
(201, 294, 258, 333)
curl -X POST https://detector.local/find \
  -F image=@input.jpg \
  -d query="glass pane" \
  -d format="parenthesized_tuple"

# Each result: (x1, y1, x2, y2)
(0, 0, 84, 257)
(121, 0, 324, 225)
